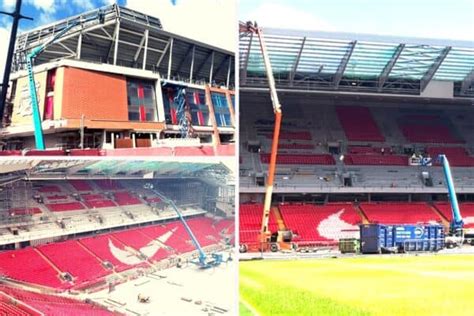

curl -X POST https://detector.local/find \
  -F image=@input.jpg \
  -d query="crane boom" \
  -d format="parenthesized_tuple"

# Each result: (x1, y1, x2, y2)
(26, 11, 104, 150)
(438, 154, 463, 233)
(240, 22, 282, 245)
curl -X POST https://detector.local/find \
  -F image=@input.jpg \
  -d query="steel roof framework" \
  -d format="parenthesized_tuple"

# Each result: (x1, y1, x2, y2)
(13, 4, 234, 87)
(240, 28, 474, 97)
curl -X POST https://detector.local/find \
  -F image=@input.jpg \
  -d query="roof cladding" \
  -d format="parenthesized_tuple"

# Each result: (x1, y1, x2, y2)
(13, 4, 234, 87)
(240, 27, 474, 97)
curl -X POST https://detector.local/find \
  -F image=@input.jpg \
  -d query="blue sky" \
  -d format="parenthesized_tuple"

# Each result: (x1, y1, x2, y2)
(240, 0, 474, 41)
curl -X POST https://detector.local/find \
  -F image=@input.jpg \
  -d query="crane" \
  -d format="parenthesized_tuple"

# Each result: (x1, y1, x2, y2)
(26, 11, 105, 150)
(144, 183, 223, 269)
(240, 22, 283, 251)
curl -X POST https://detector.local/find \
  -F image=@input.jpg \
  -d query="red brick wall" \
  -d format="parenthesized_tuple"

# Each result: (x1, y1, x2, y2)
(61, 67, 128, 120)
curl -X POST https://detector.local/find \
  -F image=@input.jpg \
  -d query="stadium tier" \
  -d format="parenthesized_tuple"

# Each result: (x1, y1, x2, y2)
(0, 216, 230, 290)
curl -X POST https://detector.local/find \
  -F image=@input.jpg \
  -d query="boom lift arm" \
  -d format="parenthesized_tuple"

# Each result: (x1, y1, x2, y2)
(438, 154, 464, 235)
(144, 184, 222, 268)
(27, 11, 105, 150)
(240, 22, 282, 246)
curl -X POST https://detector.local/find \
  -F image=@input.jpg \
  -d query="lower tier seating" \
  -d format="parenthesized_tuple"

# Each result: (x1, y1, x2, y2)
(435, 202, 474, 228)
(279, 203, 361, 244)
(260, 153, 335, 165)
(239, 204, 278, 245)
(360, 202, 441, 224)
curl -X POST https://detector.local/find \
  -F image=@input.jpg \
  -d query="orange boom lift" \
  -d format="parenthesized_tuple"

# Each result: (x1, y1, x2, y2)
(240, 22, 292, 252)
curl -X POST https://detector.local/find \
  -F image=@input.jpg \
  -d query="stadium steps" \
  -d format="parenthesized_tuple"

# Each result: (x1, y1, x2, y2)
(272, 206, 287, 231)
(32, 248, 64, 281)
(353, 205, 370, 224)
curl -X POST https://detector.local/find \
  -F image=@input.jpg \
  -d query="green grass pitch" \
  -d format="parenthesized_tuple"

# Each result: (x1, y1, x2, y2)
(240, 254, 474, 316)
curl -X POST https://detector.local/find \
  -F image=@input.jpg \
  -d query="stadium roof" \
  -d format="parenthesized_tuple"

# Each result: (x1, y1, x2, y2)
(0, 159, 231, 182)
(240, 27, 474, 97)
(13, 4, 234, 86)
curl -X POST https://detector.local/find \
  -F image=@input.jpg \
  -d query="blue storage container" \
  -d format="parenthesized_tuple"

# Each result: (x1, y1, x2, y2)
(359, 224, 445, 254)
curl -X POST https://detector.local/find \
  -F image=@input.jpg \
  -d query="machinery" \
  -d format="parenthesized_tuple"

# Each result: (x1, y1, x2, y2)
(26, 11, 105, 150)
(240, 22, 295, 253)
(144, 183, 223, 269)
(437, 154, 466, 246)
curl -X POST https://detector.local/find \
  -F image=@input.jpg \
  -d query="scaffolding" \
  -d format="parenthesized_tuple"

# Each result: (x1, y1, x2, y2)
(0, 180, 34, 225)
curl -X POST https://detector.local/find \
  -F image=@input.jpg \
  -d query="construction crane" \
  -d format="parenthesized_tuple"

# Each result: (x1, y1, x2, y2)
(144, 183, 223, 268)
(240, 22, 283, 251)
(26, 11, 105, 150)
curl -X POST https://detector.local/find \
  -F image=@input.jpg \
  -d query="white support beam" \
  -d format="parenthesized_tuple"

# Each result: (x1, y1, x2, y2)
(133, 33, 147, 62)
(378, 43, 405, 91)
(76, 33, 82, 59)
(420, 46, 451, 92)
(189, 45, 195, 82)
(167, 37, 174, 79)
(289, 36, 306, 86)
(143, 28, 149, 70)
(333, 40, 357, 89)
(241, 32, 253, 84)
(113, 20, 120, 66)
(209, 51, 215, 83)
(156, 40, 170, 67)
(226, 56, 232, 88)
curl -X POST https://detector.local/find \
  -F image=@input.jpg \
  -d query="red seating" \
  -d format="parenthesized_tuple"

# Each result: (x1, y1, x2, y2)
(69, 149, 104, 156)
(435, 202, 474, 228)
(279, 203, 361, 244)
(279, 143, 315, 150)
(38, 240, 108, 285)
(46, 202, 85, 212)
(25, 149, 65, 156)
(0, 248, 63, 288)
(266, 131, 312, 141)
(0, 150, 22, 156)
(9, 207, 42, 216)
(79, 236, 131, 272)
(345, 154, 408, 166)
(348, 145, 391, 155)
(113, 192, 141, 206)
(239, 204, 278, 245)
(0, 285, 114, 316)
(94, 180, 122, 190)
(260, 153, 335, 165)
(83, 200, 116, 208)
(0, 299, 34, 316)
(46, 195, 67, 200)
(38, 185, 61, 193)
(175, 146, 215, 156)
(81, 194, 105, 201)
(360, 202, 441, 224)
(336, 106, 384, 142)
(400, 121, 462, 144)
(216, 144, 235, 156)
(426, 147, 474, 167)
(69, 180, 93, 191)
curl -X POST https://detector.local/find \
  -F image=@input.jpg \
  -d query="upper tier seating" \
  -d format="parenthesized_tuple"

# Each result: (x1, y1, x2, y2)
(38, 185, 61, 193)
(345, 154, 408, 166)
(69, 180, 93, 191)
(0, 285, 113, 316)
(10, 207, 42, 215)
(113, 192, 142, 206)
(260, 153, 335, 165)
(336, 106, 385, 142)
(426, 147, 474, 167)
(399, 115, 463, 143)
(279, 143, 315, 150)
(45, 202, 85, 212)
(360, 202, 441, 224)
(279, 203, 361, 244)
(435, 202, 474, 228)
(94, 180, 122, 190)
(266, 131, 312, 141)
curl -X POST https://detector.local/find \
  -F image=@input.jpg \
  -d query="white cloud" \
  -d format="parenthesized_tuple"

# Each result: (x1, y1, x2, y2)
(125, 0, 236, 51)
(243, 3, 334, 32)
(2, 0, 16, 10)
(71, 0, 95, 11)
(101, 0, 116, 5)
(27, 0, 56, 13)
